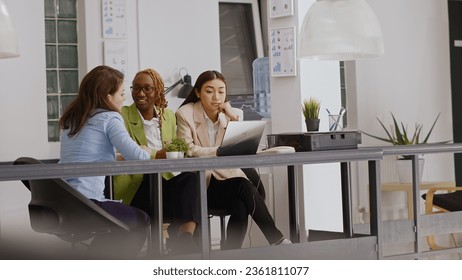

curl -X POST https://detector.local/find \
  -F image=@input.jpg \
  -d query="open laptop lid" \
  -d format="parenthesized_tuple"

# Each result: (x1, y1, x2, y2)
(217, 120, 266, 156)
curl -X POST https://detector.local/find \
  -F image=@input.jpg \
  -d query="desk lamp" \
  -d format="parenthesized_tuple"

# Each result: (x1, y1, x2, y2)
(164, 67, 193, 98)
(0, 0, 19, 58)
(299, 0, 384, 61)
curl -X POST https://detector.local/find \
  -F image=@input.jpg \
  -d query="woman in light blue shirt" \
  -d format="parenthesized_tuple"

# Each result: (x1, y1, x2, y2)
(59, 65, 151, 258)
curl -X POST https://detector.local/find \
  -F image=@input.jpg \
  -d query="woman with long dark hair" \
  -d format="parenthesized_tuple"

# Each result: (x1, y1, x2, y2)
(59, 65, 151, 258)
(176, 70, 291, 249)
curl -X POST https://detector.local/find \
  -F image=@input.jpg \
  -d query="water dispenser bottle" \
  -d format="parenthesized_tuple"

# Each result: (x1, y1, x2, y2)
(253, 57, 271, 118)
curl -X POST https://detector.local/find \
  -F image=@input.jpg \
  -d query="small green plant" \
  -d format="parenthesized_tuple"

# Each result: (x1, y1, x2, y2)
(361, 112, 448, 145)
(164, 137, 189, 154)
(302, 97, 321, 120)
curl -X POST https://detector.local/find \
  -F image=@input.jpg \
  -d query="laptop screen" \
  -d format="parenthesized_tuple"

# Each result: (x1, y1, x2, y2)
(217, 121, 266, 156)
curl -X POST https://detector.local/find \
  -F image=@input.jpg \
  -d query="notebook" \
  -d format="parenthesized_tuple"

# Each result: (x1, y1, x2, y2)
(217, 120, 266, 156)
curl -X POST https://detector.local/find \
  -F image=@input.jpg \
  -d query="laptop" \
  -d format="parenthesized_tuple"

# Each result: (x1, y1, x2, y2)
(217, 120, 266, 156)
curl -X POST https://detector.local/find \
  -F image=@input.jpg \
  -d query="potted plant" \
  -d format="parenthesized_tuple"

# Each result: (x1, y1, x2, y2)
(164, 137, 189, 159)
(361, 112, 447, 148)
(301, 97, 321, 131)
(361, 112, 449, 183)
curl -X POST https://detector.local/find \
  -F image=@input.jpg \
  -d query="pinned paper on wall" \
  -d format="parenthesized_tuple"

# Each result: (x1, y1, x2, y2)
(269, 0, 294, 18)
(270, 26, 296, 77)
(104, 41, 127, 74)
(102, 0, 127, 39)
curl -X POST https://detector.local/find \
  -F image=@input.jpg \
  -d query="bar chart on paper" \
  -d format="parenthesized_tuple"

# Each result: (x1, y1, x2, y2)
(270, 26, 296, 77)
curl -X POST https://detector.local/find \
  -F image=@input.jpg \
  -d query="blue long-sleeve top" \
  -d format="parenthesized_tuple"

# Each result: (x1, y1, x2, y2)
(60, 110, 150, 201)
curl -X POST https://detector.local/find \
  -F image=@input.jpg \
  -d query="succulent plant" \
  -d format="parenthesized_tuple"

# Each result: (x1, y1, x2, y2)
(361, 112, 448, 145)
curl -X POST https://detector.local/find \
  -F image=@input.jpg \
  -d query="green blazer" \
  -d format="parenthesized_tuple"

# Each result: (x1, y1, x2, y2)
(113, 103, 176, 204)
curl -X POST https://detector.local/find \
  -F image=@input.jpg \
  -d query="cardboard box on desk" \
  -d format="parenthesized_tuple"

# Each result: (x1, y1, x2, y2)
(266, 131, 362, 152)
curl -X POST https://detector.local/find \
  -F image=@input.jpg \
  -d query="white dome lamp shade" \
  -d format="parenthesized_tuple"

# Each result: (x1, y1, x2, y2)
(0, 0, 19, 58)
(299, 0, 384, 61)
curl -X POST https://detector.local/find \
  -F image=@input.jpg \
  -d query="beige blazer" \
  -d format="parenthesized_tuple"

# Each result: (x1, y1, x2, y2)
(175, 102, 246, 185)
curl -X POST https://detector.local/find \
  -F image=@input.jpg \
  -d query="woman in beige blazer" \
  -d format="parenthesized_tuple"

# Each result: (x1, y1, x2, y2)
(176, 70, 290, 249)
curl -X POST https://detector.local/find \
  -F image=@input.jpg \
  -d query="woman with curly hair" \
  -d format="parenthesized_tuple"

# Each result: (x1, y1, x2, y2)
(113, 68, 200, 255)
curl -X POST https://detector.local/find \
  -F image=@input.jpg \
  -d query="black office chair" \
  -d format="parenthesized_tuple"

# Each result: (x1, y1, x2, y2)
(208, 168, 266, 249)
(422, 186, 462, 250)
(13, 157, 130, 255)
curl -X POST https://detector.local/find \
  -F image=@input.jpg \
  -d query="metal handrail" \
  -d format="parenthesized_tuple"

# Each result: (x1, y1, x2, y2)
(0, 148, 383, 181)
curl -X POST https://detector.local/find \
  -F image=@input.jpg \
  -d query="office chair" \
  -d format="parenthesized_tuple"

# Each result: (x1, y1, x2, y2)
(208, 168, 266, 249)
(13, 157, 130, 254)
(422, 186, 462, 250)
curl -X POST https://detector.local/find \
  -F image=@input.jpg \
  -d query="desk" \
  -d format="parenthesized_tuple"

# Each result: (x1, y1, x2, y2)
(382, 182, 456, 219)
(0, 148, 384, 259)
(4, 144, 462, 259)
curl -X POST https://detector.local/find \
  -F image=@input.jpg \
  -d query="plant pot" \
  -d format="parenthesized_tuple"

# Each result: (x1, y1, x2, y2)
(166, 151, 184, 159)
(305, 118, 320, 132)
(395, 158, 425, 183)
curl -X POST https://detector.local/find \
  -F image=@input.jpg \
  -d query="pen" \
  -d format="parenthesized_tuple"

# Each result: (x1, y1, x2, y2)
(333, 108, 345, 130)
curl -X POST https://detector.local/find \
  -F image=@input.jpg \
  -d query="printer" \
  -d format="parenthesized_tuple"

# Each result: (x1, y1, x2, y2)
(266, 131, 362, 152)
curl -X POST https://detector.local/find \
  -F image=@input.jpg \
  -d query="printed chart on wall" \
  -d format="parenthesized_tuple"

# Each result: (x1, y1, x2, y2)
(104, 41, 127, 75)
(102, 0, 127, 38)
(270, 26, 296, 77)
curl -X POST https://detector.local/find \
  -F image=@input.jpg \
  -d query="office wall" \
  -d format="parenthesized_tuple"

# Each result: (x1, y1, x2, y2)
(268, 0, 344, 234)
(353, 0, 454, 214)
(137, 0, 221, 110)
(0, 0, 50, 244)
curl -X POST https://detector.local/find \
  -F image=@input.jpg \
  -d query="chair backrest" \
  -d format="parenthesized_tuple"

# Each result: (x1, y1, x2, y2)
(14, 157, 130, 236)
(423, 191, 462, 212)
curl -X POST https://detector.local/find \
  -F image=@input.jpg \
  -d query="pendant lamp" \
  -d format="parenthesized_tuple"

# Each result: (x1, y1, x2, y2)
(299, 0, 384, 61)
(0, 0, 19, 58)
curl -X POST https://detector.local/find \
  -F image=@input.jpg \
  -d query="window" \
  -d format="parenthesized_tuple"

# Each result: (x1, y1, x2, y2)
(219, 1, 266, 119)
(45, 0, 79, 141)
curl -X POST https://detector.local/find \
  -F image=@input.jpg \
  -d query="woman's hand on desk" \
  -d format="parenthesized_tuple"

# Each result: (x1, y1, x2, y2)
(116, 153, 125, 161)
(155, 148, 167, 159)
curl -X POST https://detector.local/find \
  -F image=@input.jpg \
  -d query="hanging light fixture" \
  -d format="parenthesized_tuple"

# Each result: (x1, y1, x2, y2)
(0, 0, 19, 58)
(299, 0, 384, 61)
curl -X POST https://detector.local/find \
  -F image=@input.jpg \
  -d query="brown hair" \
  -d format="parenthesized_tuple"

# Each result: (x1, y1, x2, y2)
(180, 70, 227, 107)
(133, 68, 168, 128)
(59, 65, 124, 136)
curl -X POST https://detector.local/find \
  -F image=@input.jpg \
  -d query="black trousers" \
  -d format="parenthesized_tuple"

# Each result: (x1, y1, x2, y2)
(130, 172, 200, 235)
(207, 174, 283, 249)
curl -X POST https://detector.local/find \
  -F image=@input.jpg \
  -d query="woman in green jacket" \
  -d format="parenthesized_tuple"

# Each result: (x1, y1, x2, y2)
(113, 68, 199, 255)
